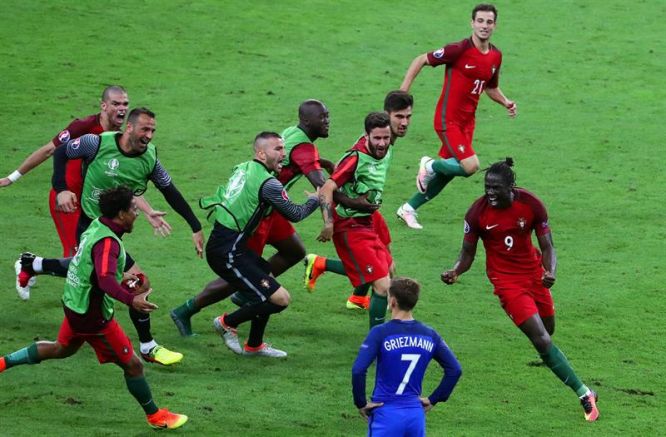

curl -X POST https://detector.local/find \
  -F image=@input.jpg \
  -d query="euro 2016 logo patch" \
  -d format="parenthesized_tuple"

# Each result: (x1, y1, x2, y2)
(108, 159, 120, 170)
(58, 130, 71, 143)
(71, 138, 81, 149)
(464, 220, 471, 234)
(433, 48, 445, 59)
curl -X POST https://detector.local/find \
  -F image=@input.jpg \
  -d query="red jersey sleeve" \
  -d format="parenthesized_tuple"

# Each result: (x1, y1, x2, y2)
(427, 39, 470, 67)
(52, 114, 102, 147)
(330, 152, 359, 188)
(463, 197, 485, 243)
(290, 142, 322, 176)
(92, 237, 134, 306)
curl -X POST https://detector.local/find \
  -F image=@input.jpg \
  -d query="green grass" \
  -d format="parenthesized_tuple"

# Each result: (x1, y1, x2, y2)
(1, 0, 664, 435)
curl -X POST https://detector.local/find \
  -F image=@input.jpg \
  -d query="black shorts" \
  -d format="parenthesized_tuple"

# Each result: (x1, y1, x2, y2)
(206, 222, 280, 303)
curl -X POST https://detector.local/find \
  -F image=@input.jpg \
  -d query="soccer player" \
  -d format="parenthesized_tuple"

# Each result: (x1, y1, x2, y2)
(17, 107, 204, 365)
(170, 100, 340, 336)
(304, 91, 413, 310)
(440, 158, 599, 422)
(352, 277, 462, 436)
(0, 187, 188, 430)
(202, 132, 319, 357)
(395, 3, 517, 230)
(318, 112, 394, 328)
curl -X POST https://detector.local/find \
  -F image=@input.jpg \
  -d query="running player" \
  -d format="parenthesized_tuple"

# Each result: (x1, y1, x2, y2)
(441, 158, 599, 422)
(396, 3, 517, 230)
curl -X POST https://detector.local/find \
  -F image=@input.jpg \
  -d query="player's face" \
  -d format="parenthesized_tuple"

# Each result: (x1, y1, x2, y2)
(126, 115, 156, 153)
(471, 11, 496, 41)
(120, 199, 140, 233)
(366, 126, 391, 159)
(310, 105, 330, 138)
(484, 172, 513, 209)
(101, 91, 129, 129)
(388, 107, 412, 139)
(261, 137, 286, 172)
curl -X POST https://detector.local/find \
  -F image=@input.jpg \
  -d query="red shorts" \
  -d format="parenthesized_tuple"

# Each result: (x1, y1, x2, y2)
(333, 228, 392, 287)
(372, 211, 391, 247)
(493, 277, 555, 326)
(246, 210, 296, 256)
(57, 317, 134, 365)
(436, 121, 476, 161)
(49, 189, 80, 257)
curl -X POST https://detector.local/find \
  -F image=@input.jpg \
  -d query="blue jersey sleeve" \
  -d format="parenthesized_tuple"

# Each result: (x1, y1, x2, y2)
(427, 332, 462, 405)
(351, 327, 382, 408)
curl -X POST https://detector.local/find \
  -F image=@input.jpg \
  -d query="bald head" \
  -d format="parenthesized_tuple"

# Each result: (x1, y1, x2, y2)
(297, 99, 330, 139)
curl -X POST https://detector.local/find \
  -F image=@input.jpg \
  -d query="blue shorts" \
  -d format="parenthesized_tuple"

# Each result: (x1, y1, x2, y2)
(368, 404, 425, 437)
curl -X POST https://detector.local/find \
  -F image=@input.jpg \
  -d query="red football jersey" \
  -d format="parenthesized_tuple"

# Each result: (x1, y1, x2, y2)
(278, 142, 321, 187)
(464, 188, 550, 280)
(427, 38, 502, 129)
(51, 113, 105, 196)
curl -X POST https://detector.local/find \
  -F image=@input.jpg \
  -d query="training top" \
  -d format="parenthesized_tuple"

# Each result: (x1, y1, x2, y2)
(427, 38, 502, 129)
(279, 126, 322, 190)
(352, 319, 462, 408)
(464, 188, 551, 280)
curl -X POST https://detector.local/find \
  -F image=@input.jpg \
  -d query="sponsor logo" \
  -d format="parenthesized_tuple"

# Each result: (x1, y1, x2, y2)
(464, 64, 476, 69)
(58, 130, 71, 143)
(71, 138, 81, 150)
(485, 224, 499, 230)
(433, 48, 445, 59)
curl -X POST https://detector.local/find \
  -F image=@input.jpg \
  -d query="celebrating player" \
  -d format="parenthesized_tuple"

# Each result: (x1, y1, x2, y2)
(16, 108, 204, 365)
(396, 3, 517, 230)
(317, 112, 394, 328)
(0, 187, 187, 430)
(304, 90, 413, 310)
(441, 158, 599, 422)
(352, 277, 462, 435)
(202, 132, 319, 357)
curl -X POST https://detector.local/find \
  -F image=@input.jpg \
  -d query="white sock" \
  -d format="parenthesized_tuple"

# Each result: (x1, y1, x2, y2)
(140, 340, 158, 355)
(579, 388, 592, 399)
(32, 257, 43, 273)
(426, 160, 434, 173)
(401, 203, 415, 213)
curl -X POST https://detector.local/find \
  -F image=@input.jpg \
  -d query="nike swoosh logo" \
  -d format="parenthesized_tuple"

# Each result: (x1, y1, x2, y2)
(374, 317, 384, 322)
(485, 224, 499, 230)
(465, 64, 476, 69)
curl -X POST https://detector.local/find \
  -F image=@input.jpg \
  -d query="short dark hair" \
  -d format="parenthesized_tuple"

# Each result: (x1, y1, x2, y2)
(389, 277, 420, 311)
(384, 90, 413, 113)
(253, 131, 282, 151)
(101, 85, 127, 101)
(298, 99, 325, 120)
(472, 3, 498, 21)
(127, 107, 155, 124)
(99, 186, 134, 219)
(364, 111, 390, 134)
(485, 157, 515, 186)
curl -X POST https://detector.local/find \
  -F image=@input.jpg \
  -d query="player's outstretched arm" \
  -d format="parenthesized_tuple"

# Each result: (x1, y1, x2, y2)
(441, 239, 477, 284)
(0, 141, 56, 187)
(537, 232, 557, 288)
(135, 195, 172, 237)
(317, 179, 337, 242)
(485, 87, 517, 117)
(400, 54, 429, 92)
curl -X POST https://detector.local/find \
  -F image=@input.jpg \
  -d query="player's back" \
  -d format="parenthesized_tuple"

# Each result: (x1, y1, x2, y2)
(371, 319, 441, 407)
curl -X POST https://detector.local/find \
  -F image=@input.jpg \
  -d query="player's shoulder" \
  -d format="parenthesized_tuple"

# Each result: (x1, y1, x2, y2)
(514, 188, 546, 209)
(488, 42, 502, 55)
(68, 113, 101, 130)
(466, 194, 487, 217)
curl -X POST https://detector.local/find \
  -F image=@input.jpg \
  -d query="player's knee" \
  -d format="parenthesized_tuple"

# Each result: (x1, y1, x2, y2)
(124, 354, 144, 377)
(269, 287, 290, 307)
(532, 332, 552, 354)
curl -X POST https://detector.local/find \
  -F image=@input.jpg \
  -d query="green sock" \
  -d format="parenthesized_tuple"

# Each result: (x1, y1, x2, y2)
(324, 258, 346, 275)
(407, 173, 453, 209)
(368, 292, 388, 328)
(125, 375, 159, 415)
(540, 344, 589, 397)
(173, 298, 199, 319)
(4, 343, 41, 368)
(432, 158, 468, 177)
(353, 283, 371, 297)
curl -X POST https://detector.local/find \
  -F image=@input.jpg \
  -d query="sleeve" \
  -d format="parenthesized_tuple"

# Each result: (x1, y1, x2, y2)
(52, 117, 97, 147)
(526, 192, 550, 236)
(260, 178, 319, 223)
(156, 182, 202, 233)
(52, 134, 101, 192)
(289, 143, 322, 175)
(149, 159, 173, 189)
(91, 238, 135, 306)
(463, 200, 483, 243)
(426, 40, 468, 67)
(329, 152, 358, 187)
(351, 329, 381, 408)
(486, 50, 503, 88)
(427, 331, 462, 405)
